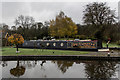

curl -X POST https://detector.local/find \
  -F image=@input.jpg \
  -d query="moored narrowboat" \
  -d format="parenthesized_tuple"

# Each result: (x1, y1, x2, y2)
(19, 39, 102, 51)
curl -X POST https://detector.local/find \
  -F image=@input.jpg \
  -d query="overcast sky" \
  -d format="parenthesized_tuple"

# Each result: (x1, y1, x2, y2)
(0, 0, 119, 27)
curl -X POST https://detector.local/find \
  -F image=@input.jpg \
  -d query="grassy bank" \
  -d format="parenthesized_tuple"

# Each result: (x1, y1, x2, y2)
(1, 47, 90, 56)
(102, 42, 120, 48)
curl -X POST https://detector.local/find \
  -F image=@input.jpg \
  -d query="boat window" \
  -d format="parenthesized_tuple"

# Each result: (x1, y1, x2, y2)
(61, 43, 64, 46)
(47, 43, 49, 46)
(25, 43, 27, 45)
(37, 43, 40, 45)
(53, 43, 56, 46)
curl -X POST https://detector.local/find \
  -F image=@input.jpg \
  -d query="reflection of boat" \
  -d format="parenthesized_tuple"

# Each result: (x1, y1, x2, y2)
(19, 40, 102, 50)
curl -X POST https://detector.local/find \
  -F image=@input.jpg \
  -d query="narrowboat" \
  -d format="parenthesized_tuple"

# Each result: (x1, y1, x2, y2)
(19, 39, 102, 51)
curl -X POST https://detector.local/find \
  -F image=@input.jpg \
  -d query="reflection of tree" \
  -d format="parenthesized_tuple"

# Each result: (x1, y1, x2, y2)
(39, 60, 47, 78)
(84, 61, 118, 79)
(0, 61, 8, 67)
(20, 61, 37, 69)
(40, 60, 46, 66)
(10, 60, 25, 77)
(53, 60, 74, 73)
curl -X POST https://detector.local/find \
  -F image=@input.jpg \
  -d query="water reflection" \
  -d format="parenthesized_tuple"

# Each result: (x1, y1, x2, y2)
(10, 60, 25, 77)
(0, 61, 8, 67)
(84, 61, 118, 79)
(19, 60, 37, 69)
(52, 60, 74, 73)
(40, 60, 46, 66)
(0, 60, 119, 78)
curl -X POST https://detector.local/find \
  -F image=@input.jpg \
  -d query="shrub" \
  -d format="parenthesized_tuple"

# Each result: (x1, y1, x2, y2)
(116, 40, 120, 45)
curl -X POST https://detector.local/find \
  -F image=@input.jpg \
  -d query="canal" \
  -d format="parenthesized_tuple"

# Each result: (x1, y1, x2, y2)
(0, 60, 120, 79)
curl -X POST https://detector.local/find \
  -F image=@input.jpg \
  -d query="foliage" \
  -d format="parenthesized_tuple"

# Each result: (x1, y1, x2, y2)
(116, 40, 120, 45)
(15, 21, 49, 40)
(82, 2, 117, 40)
(2, 3, 119, 43)
(15, 15, 35, 28)
(2, 38, 7, 46)
(49, 11, 77, 38)
(83, 2, 116, 25)
(8, 34, 24, 45)
(15, 15, 35, 40)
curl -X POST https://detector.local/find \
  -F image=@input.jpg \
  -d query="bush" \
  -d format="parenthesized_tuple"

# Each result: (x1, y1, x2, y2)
(2, 38, 9, 46)
(79, 35, 86, 40)
(116, 40, 120, 45)
(75, 35, 81, 39)
(90, 37, 97, 40)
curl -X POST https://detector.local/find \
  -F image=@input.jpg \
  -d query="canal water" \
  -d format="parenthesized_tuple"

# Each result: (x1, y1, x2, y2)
(0, 60, 120, 78)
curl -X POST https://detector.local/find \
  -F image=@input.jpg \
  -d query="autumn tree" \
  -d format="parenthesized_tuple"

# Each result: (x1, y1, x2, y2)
(49, 11, 77, 39)
(8, 34, 24, 53)
(83, 2, 116, 40)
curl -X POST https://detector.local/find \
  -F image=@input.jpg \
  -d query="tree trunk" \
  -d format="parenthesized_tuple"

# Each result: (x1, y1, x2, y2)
(67, 36, 69, 40)
(59, 36, 61, 39)
(16, 44, 18, 51)
(64, 36, 65, 39)
(17, 60, 19, 67)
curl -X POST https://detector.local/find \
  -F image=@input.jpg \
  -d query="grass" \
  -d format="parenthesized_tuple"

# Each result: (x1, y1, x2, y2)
(1, 42, 119, 56)
(102, 42, 120, 48)
(1, 47, 90, 56)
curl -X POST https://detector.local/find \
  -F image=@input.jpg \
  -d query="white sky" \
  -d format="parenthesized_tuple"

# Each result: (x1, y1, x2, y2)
(0, 0, 119, 27)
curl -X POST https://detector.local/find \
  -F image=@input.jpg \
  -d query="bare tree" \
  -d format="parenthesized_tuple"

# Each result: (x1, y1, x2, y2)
(11, 26, 16, 31)
(14, 15, 35, 40)
(15, 15, 35, 28)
